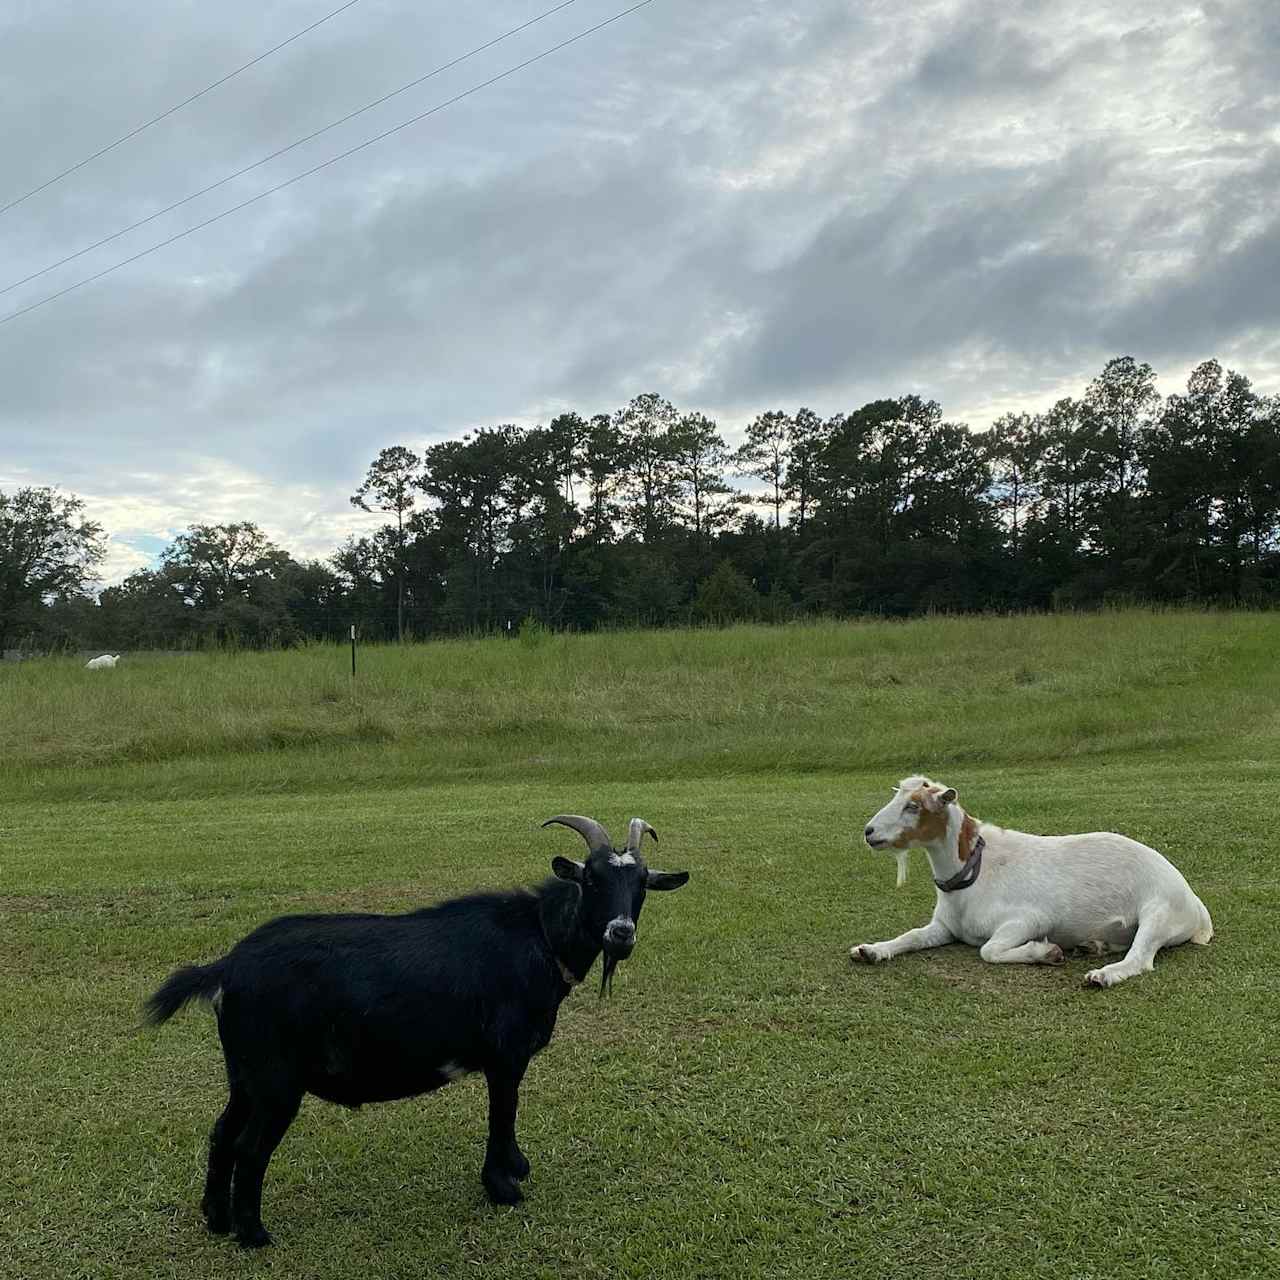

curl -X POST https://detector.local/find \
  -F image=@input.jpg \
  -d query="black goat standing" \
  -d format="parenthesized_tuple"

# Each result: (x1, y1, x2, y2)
(145, 815, 688, 1248)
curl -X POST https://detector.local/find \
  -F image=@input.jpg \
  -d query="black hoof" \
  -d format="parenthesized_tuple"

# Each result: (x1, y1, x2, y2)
(508, 1149, 531, 1181)
(483, 1167, 524, 1206)
(235, 1224, 274, 1249)
(201, 1197, 231, 1235)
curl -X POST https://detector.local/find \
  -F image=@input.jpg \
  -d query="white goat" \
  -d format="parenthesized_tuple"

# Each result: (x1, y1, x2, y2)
(85, 654, 120, 670)
(851, 775, 1213, 988)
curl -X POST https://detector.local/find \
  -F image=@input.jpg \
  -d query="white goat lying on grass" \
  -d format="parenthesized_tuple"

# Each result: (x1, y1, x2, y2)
(852, 776, 1213, 988)
(85, 654, 120, 670)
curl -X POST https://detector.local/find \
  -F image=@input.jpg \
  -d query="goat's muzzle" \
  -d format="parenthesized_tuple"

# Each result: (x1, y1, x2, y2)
(599, 921, 636, 998)
(603, 919, 636, 959)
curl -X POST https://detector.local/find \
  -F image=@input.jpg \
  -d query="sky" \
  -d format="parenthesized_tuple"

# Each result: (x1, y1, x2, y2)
(1, 0, 1277, 584)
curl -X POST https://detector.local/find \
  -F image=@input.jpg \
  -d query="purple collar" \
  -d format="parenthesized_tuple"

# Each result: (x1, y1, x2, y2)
(934, 835, 985, 892)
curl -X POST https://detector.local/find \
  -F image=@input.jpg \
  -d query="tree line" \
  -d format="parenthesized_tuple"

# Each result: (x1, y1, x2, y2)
(3, 354, 1280, 653)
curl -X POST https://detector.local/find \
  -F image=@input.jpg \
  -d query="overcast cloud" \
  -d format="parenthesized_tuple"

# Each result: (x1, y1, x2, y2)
(1, 0, 1277, 583)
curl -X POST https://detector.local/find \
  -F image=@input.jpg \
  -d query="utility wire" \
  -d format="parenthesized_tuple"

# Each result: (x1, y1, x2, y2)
(0, 0, 366, 218)
(0, 0, 653, 330)
(0, 0, 581, 300)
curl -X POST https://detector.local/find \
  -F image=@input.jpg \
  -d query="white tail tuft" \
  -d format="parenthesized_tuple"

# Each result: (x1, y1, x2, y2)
(1192, 900, 1214, 945)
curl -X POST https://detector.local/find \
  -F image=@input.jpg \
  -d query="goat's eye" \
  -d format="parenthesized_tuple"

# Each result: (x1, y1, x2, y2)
(904, 802, 919, 813)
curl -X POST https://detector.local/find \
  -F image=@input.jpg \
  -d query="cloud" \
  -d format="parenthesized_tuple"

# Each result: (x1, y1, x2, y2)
(1, 0, 1278, 585)
(71, 459, 388, 587)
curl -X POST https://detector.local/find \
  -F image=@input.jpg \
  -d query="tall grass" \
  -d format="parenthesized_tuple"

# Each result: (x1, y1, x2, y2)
(3, 610, 1277, 804)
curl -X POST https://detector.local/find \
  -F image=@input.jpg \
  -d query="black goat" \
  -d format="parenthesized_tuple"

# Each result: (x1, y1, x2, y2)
(145, 815, 688, 1248)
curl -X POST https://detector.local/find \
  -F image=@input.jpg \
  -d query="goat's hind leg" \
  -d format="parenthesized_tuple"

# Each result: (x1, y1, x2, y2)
(202, 1084, 250, 1234)
(229, 1089, 302, 1248)
(1085, 903, 1179, 989)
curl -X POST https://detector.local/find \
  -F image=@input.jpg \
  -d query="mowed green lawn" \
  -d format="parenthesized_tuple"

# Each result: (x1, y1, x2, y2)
(1, 611, 1277, 1279)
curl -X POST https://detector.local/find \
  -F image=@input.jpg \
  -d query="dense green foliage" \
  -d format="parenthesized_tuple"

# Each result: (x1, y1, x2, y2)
(0, 486, 104, 650)
(2, 611, 1276, 1278)
(5, 355, 1280, 653)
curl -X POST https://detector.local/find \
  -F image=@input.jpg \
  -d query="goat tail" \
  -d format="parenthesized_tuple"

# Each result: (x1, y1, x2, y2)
(144, 960, 226, 1026)
(1191, 899, 1214, 946)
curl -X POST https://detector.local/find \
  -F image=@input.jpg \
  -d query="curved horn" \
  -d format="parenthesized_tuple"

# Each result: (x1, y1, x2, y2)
(542, 815, 613, 855)
(626, 818, 658, 852)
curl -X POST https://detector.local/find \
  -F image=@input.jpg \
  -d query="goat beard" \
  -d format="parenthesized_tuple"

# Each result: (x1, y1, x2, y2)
(895, 849, 909, 888)
(599, 952, 620, 999)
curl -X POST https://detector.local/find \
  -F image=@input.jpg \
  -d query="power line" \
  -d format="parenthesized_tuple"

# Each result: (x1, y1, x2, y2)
(0, 0, 582, 301)
(0, 0, 654, 330)
(0, 0, 366, 218)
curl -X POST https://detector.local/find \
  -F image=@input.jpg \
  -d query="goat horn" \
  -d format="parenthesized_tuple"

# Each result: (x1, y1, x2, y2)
(542, 815, 614, 854)
(626, 818, 657, 852)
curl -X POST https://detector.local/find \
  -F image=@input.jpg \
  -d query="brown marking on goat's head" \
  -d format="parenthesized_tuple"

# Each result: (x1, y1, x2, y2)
(893, 787, 949, 846)
(957, 813, 979, 864)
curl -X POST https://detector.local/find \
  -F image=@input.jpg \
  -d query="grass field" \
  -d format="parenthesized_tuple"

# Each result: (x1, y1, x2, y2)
(2, 610, 1277, 1278)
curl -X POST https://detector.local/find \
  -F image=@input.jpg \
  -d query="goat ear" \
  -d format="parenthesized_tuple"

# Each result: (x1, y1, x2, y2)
(919, 786, 955, 812)
(552, 856, 585, 883)
(646, 869, 689, 891)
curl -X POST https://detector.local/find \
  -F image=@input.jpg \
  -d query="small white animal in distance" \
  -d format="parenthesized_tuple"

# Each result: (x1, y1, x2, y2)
(85, 654, 121, 670)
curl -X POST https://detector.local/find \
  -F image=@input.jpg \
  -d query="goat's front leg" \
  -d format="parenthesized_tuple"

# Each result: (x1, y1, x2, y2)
(481, 1064, 529, 1205)
(851, 918, 953, 964)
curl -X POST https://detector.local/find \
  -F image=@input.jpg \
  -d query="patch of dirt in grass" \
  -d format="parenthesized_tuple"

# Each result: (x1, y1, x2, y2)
(272, 885, 429, 913)
(0, 938, 46, 976)
(903, 947, 1079, 996)
(2, 884, 432, 925)
(0, 894, 67, 914)
(1, 888, 236, 917)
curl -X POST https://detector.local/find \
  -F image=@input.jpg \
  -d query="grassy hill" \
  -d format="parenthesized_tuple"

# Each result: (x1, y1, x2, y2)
(2, 610, 1277, 1278)
(4, 608, 1279, 798)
